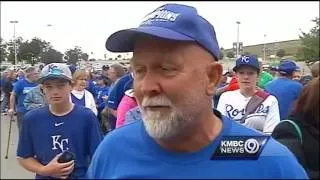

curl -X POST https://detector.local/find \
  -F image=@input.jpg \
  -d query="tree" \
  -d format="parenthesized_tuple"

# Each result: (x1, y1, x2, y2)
(82, 53, 89, 61)
(6, 37, 52, 65)
(219, 51, 224, 60)
(226, 51, 235, 58)
(6, 37, 24, 64)
(0, 37, 8, 63)
(243, 52, 250, 56)
(64, 46, 83, 65)
(39, 48, 63, 65)
(298, 17, 319, 62)
(276, 49, 286, 58)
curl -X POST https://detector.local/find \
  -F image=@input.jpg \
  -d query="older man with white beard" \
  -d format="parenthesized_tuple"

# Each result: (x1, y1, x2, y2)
(86, 4, 308, 179)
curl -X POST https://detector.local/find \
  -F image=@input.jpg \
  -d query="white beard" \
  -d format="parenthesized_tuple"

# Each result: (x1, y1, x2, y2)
(141, 96, 195, 140)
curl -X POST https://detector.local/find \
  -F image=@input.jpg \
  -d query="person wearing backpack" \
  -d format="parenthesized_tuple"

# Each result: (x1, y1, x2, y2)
(272, 77, 319, 179)
(217, 55, 280, 134)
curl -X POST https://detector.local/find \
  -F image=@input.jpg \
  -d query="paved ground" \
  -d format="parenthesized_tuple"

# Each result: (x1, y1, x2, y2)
(1, 114, 34, 179)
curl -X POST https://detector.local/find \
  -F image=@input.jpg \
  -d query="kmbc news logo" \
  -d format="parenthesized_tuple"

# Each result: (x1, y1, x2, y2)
(211, 136, 269, 160)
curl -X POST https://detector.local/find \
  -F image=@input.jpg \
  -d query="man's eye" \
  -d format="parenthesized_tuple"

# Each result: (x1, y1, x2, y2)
(135, 68, 145, 74)
(161, 67, 171, 71)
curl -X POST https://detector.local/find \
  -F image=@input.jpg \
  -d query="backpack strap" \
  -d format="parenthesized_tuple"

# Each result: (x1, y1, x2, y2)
(240, 90, 270, 123)
(280, 120, 303, 144)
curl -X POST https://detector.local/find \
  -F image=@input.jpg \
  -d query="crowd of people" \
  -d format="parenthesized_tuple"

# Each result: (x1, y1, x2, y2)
(0, 3, 319, 179)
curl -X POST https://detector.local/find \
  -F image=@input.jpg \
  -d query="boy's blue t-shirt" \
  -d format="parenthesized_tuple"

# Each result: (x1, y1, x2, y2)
(87, 111, 308, 179)
(13, 78, 37, 113)
(265, 78, 303, 119)
(17, 105, 103, 179)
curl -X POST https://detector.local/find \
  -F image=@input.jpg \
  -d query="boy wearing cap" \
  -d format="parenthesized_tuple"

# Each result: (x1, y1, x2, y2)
(217, 55, 280, 134)
(17, 63, 103, 179)
(87, 4, 307, 179)
(265, 60, 303, 120)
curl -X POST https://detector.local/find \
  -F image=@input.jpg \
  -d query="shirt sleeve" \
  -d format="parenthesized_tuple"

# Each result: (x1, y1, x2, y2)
(13, 80, 21, 94)
(116, 95, 137, 128)
(107, 80, 124, 110)
(16, 112, 34, 158)
(263, 96, 281, 134)
(216, 93, 228, 116)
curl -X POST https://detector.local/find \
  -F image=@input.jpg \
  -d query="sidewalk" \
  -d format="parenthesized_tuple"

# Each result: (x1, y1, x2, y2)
(1, 114, 34, 179)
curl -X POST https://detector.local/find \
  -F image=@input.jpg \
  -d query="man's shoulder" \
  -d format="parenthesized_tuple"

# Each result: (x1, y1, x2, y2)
(226, 117, 303, 167)
(226, 117, 264, 136)
(99, 121, 141, 149)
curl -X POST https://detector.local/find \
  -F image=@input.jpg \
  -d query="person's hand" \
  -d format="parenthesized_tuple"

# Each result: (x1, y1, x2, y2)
(8, 109, 15, 116)
(102, 95, 108, 100)
(39, 153, 75, 179)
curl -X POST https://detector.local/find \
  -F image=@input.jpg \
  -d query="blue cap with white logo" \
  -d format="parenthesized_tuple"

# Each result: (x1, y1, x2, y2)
(38, 63, 72, 83)
(105, 3, 220, 60)
(233, 55, 260, 72)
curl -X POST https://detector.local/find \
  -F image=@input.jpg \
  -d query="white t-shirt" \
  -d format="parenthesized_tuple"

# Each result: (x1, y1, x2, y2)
(71, 89, 98, 116)
(217, 89, 280, 134)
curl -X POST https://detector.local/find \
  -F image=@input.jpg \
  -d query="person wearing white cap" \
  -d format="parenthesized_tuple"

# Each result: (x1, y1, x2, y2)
(16, 63, 102, 179)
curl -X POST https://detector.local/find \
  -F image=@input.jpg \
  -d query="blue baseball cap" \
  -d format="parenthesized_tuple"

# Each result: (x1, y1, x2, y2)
(105, 3, 220, 60)
(233, 55, 260, 73)
(278, 59, 297, 75)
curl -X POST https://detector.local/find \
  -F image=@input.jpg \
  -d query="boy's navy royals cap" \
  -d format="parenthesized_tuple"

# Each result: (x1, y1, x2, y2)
(105, 3, 220, 60)
(233, 55, 260, 72)
(38, 63, 72, 83)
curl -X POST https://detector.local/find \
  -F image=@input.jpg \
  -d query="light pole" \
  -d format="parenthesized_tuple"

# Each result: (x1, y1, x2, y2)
(263, 34, 266, 61)
(10, 20, 19, 66)
(236, 21, 241, 58)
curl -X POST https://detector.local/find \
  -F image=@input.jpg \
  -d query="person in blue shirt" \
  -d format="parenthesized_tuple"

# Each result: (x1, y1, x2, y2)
(85, 71, 97, 98)
(96, 75, 111, 113)
(265, 60, 303, 120)
(101, 63, 127, 131)
(87, 4, 308, 179)
(106, 72, 133, 130)
(95, 75, 111, 131)
(8, 67, 38, 133)
(16, 63, 103, 179)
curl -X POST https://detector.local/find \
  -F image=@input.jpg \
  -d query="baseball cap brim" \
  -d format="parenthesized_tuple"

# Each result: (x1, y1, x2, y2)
(233, 64, 260, 72)
(106, 26, 194, 52)
(38, 74, 71, 84)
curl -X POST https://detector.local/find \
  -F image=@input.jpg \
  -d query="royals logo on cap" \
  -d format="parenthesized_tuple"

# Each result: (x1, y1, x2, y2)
(233, 55, 260, 73)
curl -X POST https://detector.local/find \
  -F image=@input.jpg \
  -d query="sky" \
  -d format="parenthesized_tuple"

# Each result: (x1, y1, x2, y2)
(1, 1, 319, 59)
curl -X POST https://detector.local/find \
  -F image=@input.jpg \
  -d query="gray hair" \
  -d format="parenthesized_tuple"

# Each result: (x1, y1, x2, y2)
(110, 63, 125, 78)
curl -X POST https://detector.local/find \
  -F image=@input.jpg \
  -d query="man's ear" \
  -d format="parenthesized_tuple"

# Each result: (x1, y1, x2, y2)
(206, 62, 223, 96)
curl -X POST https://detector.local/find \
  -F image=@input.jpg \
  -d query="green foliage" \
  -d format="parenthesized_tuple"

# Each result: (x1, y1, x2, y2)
(298, 17, 319, 62)
(0, 38, 8, 63)
(39, 48, 63, 65)
(226, 51, 235, 58)
(276, 49, 286, 58)
(64, 46, 83, 65)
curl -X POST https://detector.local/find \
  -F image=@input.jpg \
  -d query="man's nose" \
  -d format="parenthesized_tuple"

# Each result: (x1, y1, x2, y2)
(137, 71, 161, 96)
